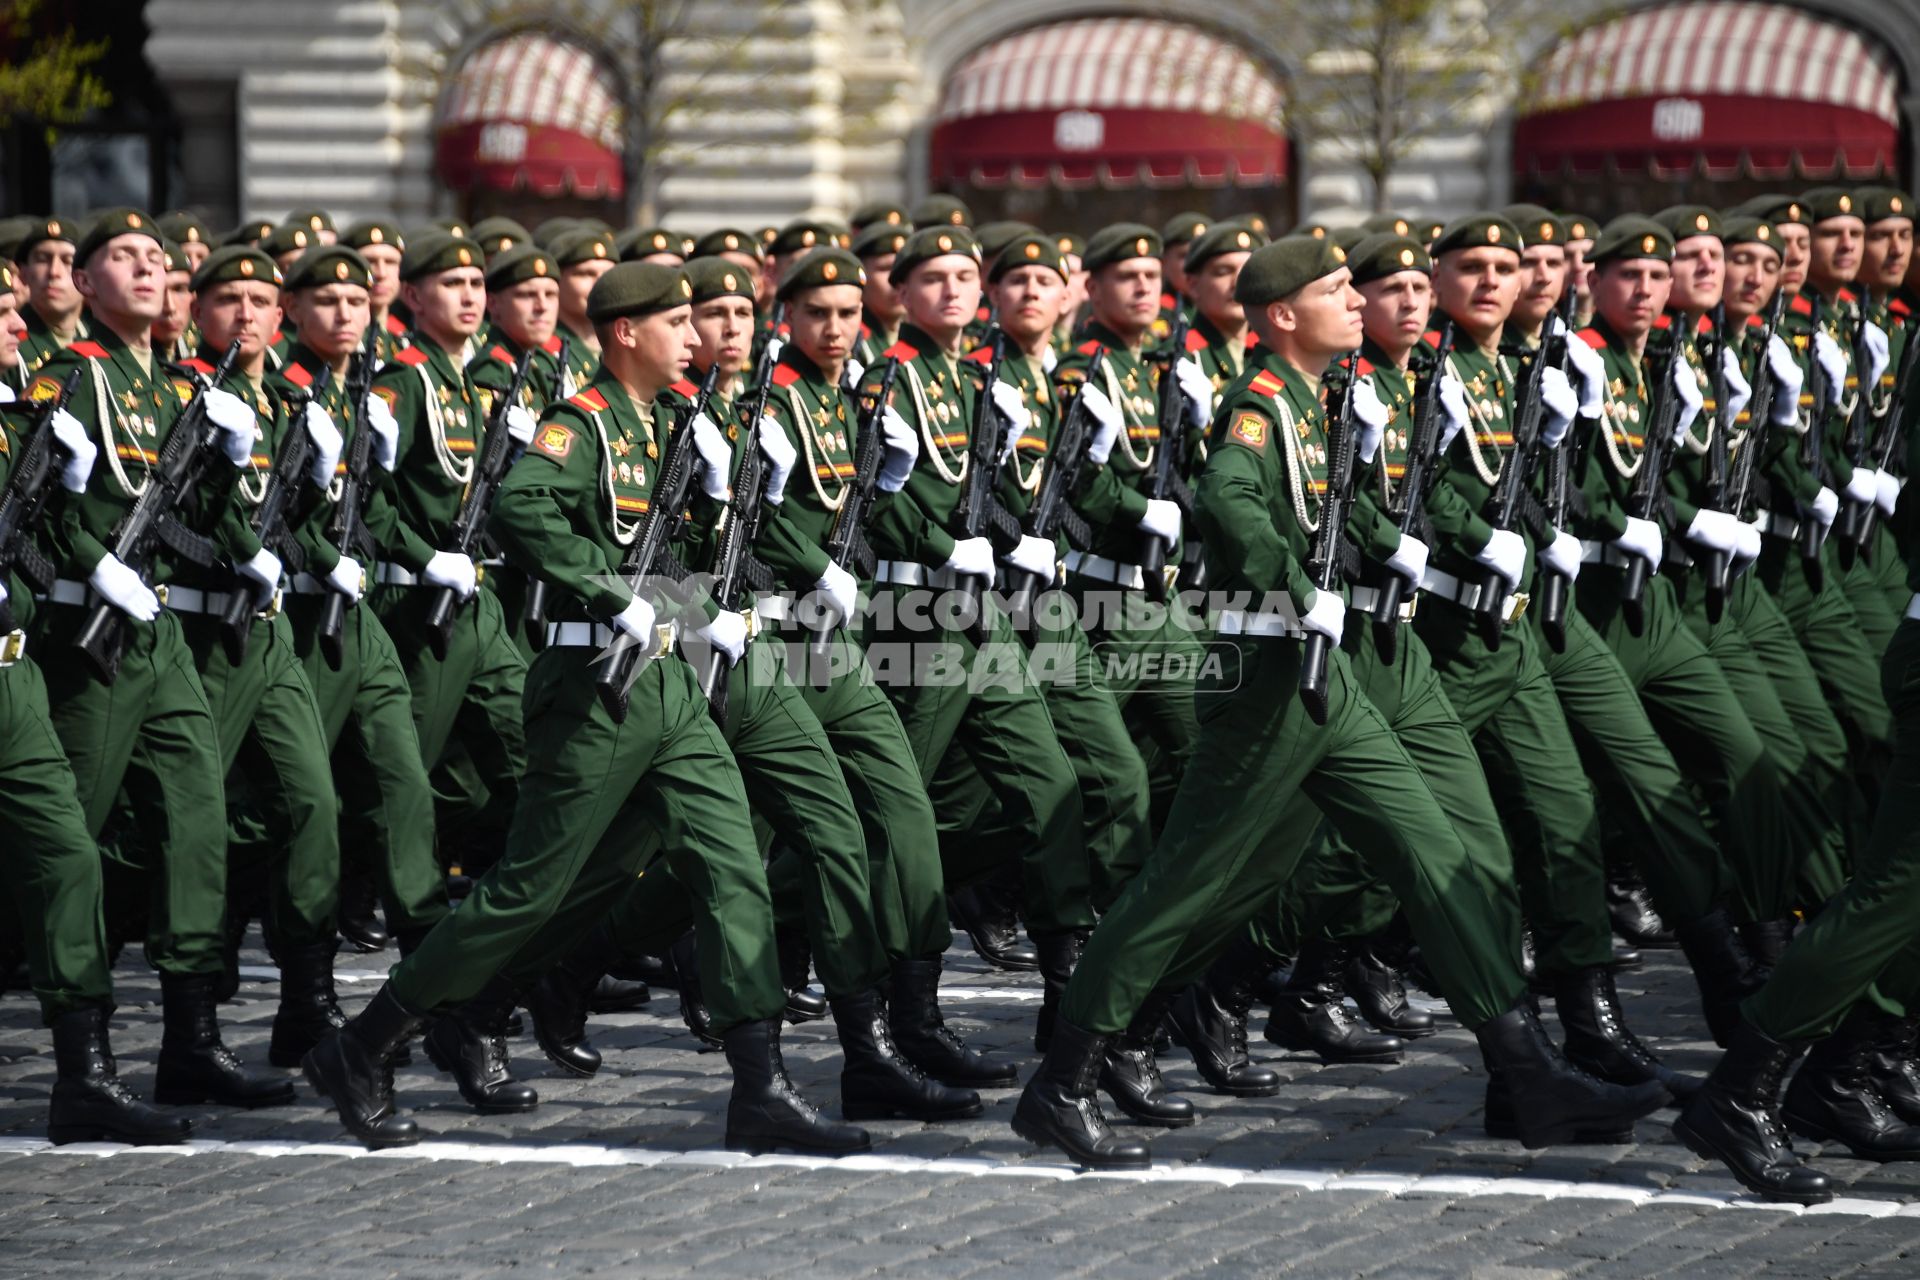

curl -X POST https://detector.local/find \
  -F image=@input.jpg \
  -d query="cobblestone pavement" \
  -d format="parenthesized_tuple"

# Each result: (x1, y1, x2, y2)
(2, 937, 1918, 1277)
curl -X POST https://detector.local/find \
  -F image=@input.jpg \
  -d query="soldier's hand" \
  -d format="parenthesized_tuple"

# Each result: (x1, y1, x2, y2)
(1863, 321, 1891, 389)
(1809, 486, 1839, 527)
(1174, 357, 1212, 428)
(691, 413, 732, 501)
(1081, 384, 1122, 463)
(1614, 515, 1664, 568)
(1300, 589, 1345, 646)
(1812, 330, 1847, 410)
(1670, 354, 1703, 442)
(842, 357, 865, 388)
(204, 387, 258, 466)
(1539, 367, 1577, 446)
(877, 405, 917, 493)
(1876, 469, 1902, 517)
(1732, 520, 1763, 574)
(1541, 528, 1583, 582)
(1474, 527, 1526, 589)
(1563, 329, 1607, 417)
(813, 561, 858, 628)
(423, 550, 477, 599)
(304, 403, 343, 488)
(1844, 466, 1879, 506)
(1684, 508, 1742, 554)
(1719, 347, 1753, 426)
(367, 394, 401, 470)
(765, 337, 785, 366)
(1351, 379, 1389, 463)
(942, 537, 995, 581)
(755, 415, 796, 505)
(990, 381, 1031, 448)
(50, 408, 97, 493)
(694, 610, 748, 664)
(504, 405, 537, 446)
(1137, 497, 1180, 548)
(236, 546, 282, 606)
(89, 554, 160, 622)
(1437, 374, 1470, 451)
(611, 594, 656, 642)
(1384, 533, 1427, 587)
(1001, 533, 1055, 578)
(1766, 335, 1804, 423)
(327, 555, 364, 604)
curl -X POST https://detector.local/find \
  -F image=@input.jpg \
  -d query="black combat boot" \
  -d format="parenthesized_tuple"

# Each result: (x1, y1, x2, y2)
(610, 951, 675, 989)
(1033, 928, 1087, 1054)
(722, 1018, 870, 1155)
(1607, 871, 1674, 948)
(1869, 1014, 1920, 1125)
(1264, 939, 1404, 1064)
(1609, 939, 1644, 971)
(890, 957, 1017, 1087)
(833, 989, 982, 1121)
(1168, 939, 1282, 1095)
(48, 1007, 192, 1146)
(421, 979, 539, 1113)
(1011, 1017, 1152, 1170)
(336, 869, 390, 953)
(668, 931, 722, 1050)
(154, 972, 295, 1108)
(1344, 942, 1436, 1038)
(1673, 1019, 1831, 1203)
(269, 941, 348, 1069)
(1554, 966, 1701, 1098)
(1782, 1007, 1920, 1161)
(949, 875, 1039, 971)
(587, 973, 652, 1015)
(303, 985, 424, 1149)
(1099, 989, 1196, 1127)
(1474, 1001, 1668, 1149)
(777, 926, 828, 1023)
(1739, 918, 1795, 982)
(1673, 907, 1763, 1047)
(524, 928, 614, 1078)
(215, 907, 251, 1004)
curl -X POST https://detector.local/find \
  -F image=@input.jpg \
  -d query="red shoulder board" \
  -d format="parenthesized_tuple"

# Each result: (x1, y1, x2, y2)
(1652, 313, 1673, 331)
(542, 334, 563, 355)
(281, 361, 314, 388)
(1159, 292, 1176, 312)
(667, 378, 697, 398)
(1183, 328, 1208, 354)
(384, 314, 408, 335)
(1355, 358, 1377, 377)
(1839, 287, 1858, 304)
(1421, 330, 1442, 349)
(69, 340, 110, 359)
(963, 346, 993, 365)
(179, 356, 214, 376)
(1075, 340, 1100, 356)
(1892, 298, 1913, 318)
(1789, 294, 1813, 317)
(1248, 370, 1286, 399)
(1577, 328, 1607, 349)
(1243, 332, 1260, 349)
(1695, 314, 1713, 335)
(568, 388, 609, 412)
(882, 340, 916, 360)
(975, 306, 990, 323)
(1745, 313, 1766, 328)
(394, 346, 429, 366)
(489, 344, 513, 364)
(771, 363, 802, 388)
(859, 323, 872, 340)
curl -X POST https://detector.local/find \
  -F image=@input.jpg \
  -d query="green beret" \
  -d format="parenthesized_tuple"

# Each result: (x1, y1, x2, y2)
(282, 207, 334, 237)
(690, 227, 763, 260)
(1161, 211, 1212, 248)
(1052, 231, 1087, 259)
(1729, 194, 1808, 227)
(909, 194, 972, 229)
(0, 260, 17, 294)
(988, 233, 1071, 284)
(530, 217, 580, 248)
(161, 240, 190, 275)
(340, 219, 404, 254)
(1860, 187, 1914, 225)
(550, 227, 617, 269)
(158, 211, 212, 248)
(852, 222, 910, 261)
(617, 226, 684, 262)
(189, 245, 281, 293)
(1244, 214, 1273, 238)
(76, 207, 163, 265)
(482, 244, 556, 291)
(585, 262, 694, 322)
(576, 217, 618, 237)
(850, 200, 909, 232)
(1721, 217, 1781, 255)
(1235, 235, 1349, 306)
(1360, 213, 1417, 237)
(1587, 216, 1675, 267)
(284, 245, 371, 291)
(433, 218, 470, 240)
(1654, 205, 1725, 243)
(470, 216, 532, 257)
(399, 231, 485, 281)
(1429, 214, 1523, 259)
(15, 214, 78, 260)
(1347, 233, 1431, 285)
(1800, 187, 1863, 223)
(777, 247, 866, 301)
(1297, 222, 1330, 241)
(1560, 213, 1599, 243)
(1185, 222, 1269, 274)
(757, 226, 779, 248)
(1330, 226, 1369, 256)
(888, 225, 983, 285)
(685, 255, 761, 305)
(769, 219, 840, 258)
(221, 218, 275, 248)
(1500, 203, 1568, 249)
(1082, 223, 1163, 273)
(975, 220, 1041, 263)
(260, 221, 323, 259)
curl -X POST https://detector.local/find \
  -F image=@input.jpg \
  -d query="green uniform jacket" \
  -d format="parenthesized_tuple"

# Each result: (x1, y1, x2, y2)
(19, 307, 85, 379)
(367, 336, 491, 574)
(1053, 320, 1169, 563)
(1422, 327, 1546, 583)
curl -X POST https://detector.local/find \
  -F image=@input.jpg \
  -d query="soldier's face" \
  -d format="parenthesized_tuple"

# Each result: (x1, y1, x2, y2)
(1088, 259, 1163, 337)
(861, 255, 904, 324)
(360, 244, 402, 308)
(560, 259, 616, 322)
(0, 292, 23, 366)
(691, 296, 758, 376)
(1269, 267, 1363, 363)
(1565, 239, 1595, 299)
(1669, 235, 1724, 314)
(1863, 218, 1913, 289)
(1164, 244, 1190, 296)
(180, 239, 210, 271)
(1063, 256, 1088, 315)
(1776, 224, 1810, 292)
(612, 304, 698, 387)
(1723, 245, 1781, 322)
(1189, 252, 1249, 331)
(73, 235, 167, 326)
(151, 270, 195, 345)
(23, 241, 79, 316)
(1357, 270, 1433, 358)
(285, 282, 371, 360)
(1592, 260, 1672, 340)
(1513, 246, 1567, 330)
(192, 279, 284, 357)
(1433, 248, 1520, 338)
(899, 256, 982, 338)
(990, 265, 1067, 344)
(1809, 217, 1864, 288)
(788, 284, 863, 369)
(488, 277, 560, 351)
(403, 266, 485, 341)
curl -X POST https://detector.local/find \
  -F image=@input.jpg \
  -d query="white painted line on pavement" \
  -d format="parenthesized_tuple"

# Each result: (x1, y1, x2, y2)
(0, 1134, 1907, 1217)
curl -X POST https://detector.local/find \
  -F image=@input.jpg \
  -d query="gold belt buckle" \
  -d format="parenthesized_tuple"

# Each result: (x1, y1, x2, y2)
(0, 629, 25, 666)
(1400, 594, 1420, 622)
(154, 583, 170, 606)
(739, 607, 759, 640)
(1163, 564, 1179, 593)
(473, 560, 488, 586)
(1504, 591, 1530, 625)
(651, 621, 676, 659)
(259, 588, 283, 620)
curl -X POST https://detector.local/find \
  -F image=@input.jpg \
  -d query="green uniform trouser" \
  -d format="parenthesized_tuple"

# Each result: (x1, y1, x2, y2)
(1756, 532, 1893, 765)
(1746, 616, 1920, 1039)
(1842, 523, 1903, 656)
(179, 610, 338, 949)
(1061, 635, 1524, 1035)
(283, 594, 449, 936)
(371, 582, 527, 869)
(1, 655, 113, 1021)
(926, 590, 1153, 913)
(37, 606, 228, 976)
(1415, 594, 1613, 979)
(866, 593, 1090, 934)
(388, 646, 784, 1030)
(1576, 565, 1802, 924)
(482, 562, 540, 663)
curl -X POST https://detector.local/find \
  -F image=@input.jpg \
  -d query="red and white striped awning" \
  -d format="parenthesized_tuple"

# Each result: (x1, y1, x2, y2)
(1515, 2, 1902, 181)
(930, 17, 1289, 190)
(435, 32, 626, 199)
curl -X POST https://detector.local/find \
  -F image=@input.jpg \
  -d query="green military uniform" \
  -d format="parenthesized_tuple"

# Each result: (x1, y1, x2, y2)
(15, 217, 85, 377)
(1848, 271, 1912, 638)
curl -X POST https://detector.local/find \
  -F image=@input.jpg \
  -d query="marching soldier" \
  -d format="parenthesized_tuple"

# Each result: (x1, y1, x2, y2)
(150, 241, 195, 364)
(16, 218, 86, 375)
(851, 222, 908, 368)
(1847, 187, 1913, 635)
(339, 220, 410, 364)
(1181, 222, 1268, 393)
(549, 228, 615, 387)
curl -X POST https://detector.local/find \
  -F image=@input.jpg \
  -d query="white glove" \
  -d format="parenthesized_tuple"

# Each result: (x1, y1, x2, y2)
(204, 387, 257, 465)
(1541, 528, 1582, 582)
(764, 336, 784, 366)
(1614, 515, 1664, 567)
(1844, 466, 1879, 506)
(694, 609, 748, 664)
(843, 357, 865, 388)
(303, 403, 342, 487)
(235, 546, 282, 604)
(423, 550, 477, 599)
(1863, 321, 1891, 390)
(1733, 521, 1762, 573)
(877, 404, 916, 493)
(89, 554, 159, 622)
(1174, 357, 1212, 428)
(1138, 497, 1180, 548)
(1539, 366, 1577, 447)
(1437, 374, 1470, 451)
(1002, 533, 1056, 578)
(326, 554, 364, 604)
(1384, 533, 1428, 587)
(1767, 335, 1804, 425)
(1351, 379, 1389, 463)
(1684, 508, 1742, 554)
(1809, 486, 1839, 527)
(1563, 332, 1607, 417)
(1720, 347, 1753, 426)
(1875, 469, 1902, 518)
(1812, 330, 1847, 410)
(942, 537, 994, 581)
(691, 413, 732, 501)
(756, 415, 795, 506)
(990, 381, 1031, 448)
(814, 561, 857, 628)
(610, 594, 656, 641)
(49, 408, 96, 493)
(1042, 347, 1058, 374)
(1671, 355, 1702, 443)
(0, 383, 11, 404)
(1301, 589, 1345, 645)
(503, 404, 537, 447)
(367, 394, 400, 470)
(1081, 384, 1122, 464)
(1473, 527, 1527, 589)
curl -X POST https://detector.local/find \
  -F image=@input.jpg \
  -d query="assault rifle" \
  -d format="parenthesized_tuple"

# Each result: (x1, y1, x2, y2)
(1300, 351, 1361, 725)
(218, 366, 330, 662)
(701, 345, 782, 725)
(0, 371, 83, 634)
(1007, 350, 1104, 627)
(316, 331, 378, 668)
(1138, 308, 1194, 602)
(1619, 329, 1683, 635)
(1372, 323, 1453, 662)
(809, 358, 897, 661)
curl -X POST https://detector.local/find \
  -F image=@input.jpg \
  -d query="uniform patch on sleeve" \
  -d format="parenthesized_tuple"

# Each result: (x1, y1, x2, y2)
(533, 424, 575, 459)
(372, 385, 398, 413)
(25, 375, 62, 403)
(1229, 411, 1268, 448)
